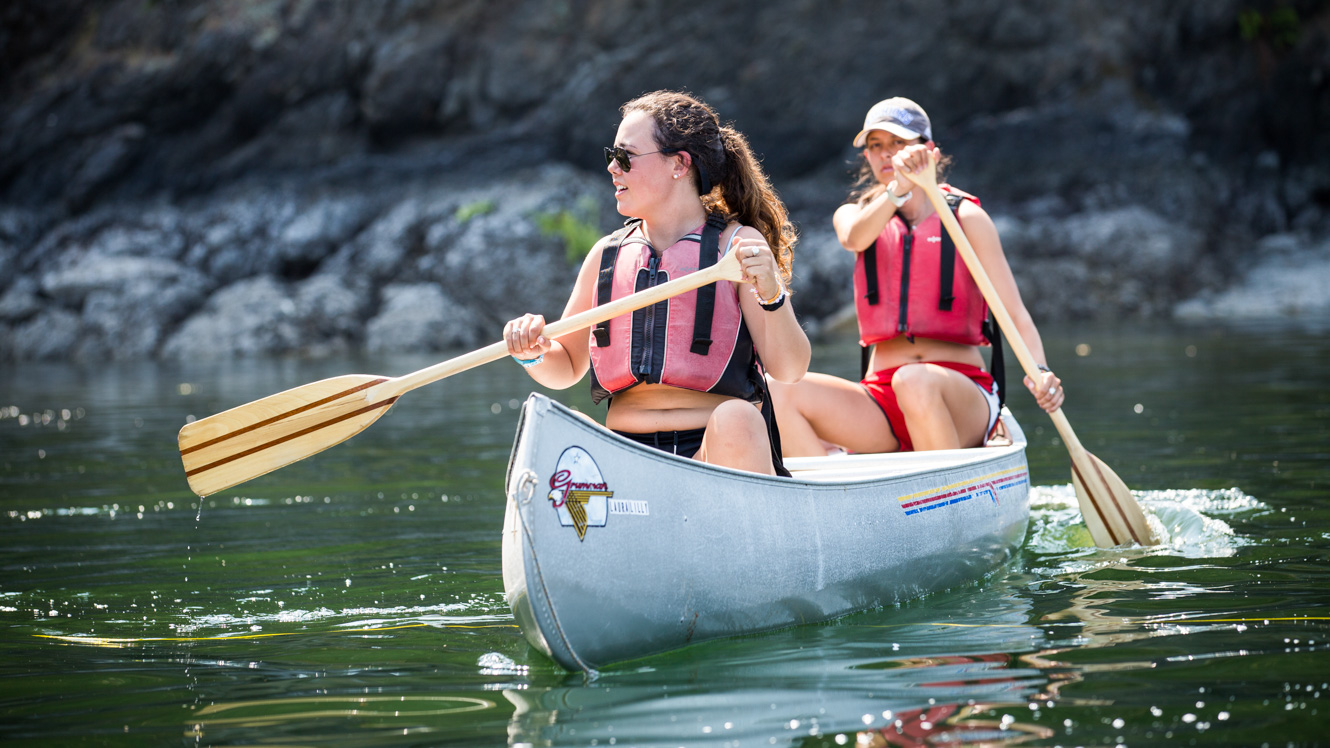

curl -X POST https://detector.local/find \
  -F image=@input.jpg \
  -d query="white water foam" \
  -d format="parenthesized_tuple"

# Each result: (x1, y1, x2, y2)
(1026, 484, 1265, 560)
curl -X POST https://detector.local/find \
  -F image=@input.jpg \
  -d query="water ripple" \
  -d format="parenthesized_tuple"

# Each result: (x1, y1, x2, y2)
(177, 602, 507, 634)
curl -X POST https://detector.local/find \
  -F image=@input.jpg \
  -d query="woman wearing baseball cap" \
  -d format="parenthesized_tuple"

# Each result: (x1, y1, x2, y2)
(769, 97, 1063, 454)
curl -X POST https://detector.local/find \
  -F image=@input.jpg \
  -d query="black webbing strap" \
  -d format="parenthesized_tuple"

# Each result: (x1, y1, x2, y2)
(592, 220, 641, 347)
(984, 316, 1006, 409)
(755, 365, 792, 477)
(937, 192, 966, 312)
(862, 231, 882, 306)
(689, 213, 727, 355)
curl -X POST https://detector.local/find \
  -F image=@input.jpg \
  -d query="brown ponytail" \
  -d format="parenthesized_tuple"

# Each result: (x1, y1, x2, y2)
(713, 125, 797, 284)
(622, 91, 797, 284)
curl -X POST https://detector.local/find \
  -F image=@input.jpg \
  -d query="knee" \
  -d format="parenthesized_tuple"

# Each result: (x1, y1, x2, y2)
(891, 365, 944, 404)
(707, 400, 767, 443)
(702, 400, 775, 472)
(767, 375, 818, 421)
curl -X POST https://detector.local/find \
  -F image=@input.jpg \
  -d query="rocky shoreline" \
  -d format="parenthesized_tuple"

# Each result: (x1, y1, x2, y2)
(4, 157, 1325, 363)
(2, 0, 1327, 361)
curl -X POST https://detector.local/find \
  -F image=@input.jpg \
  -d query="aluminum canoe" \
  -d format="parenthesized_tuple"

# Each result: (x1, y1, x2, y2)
(502, 393, 1030, 672)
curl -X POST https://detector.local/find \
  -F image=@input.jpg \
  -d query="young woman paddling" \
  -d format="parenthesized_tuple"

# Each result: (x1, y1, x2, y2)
(503, 90, 810, 475)
(770, 97, 1062, 455)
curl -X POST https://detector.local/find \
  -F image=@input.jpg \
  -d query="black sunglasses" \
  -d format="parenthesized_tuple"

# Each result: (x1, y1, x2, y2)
(604, 145, 680, 172)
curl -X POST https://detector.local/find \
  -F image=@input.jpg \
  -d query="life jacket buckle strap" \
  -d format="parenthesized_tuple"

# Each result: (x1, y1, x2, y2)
(690, 213, 725, 355)
(592, 220, 642, 347)
(863, 234, 881, 306)
(937, 193, 963, 312)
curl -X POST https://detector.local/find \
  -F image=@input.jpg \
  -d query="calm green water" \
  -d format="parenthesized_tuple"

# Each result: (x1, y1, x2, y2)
(2, 323, 1328, 747)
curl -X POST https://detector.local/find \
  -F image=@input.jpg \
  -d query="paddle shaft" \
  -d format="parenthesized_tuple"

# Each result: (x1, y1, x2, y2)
(366, 249, 744, 403)
(178, 250, 745, 497)
(915, 184, 1089, 456)
(915, 165, 1154, 546)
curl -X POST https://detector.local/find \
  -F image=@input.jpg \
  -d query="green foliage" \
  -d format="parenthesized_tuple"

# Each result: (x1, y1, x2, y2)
(534, 197, 602, 263)
(1238, 6, 1300, 51)
(454, 199, 496, 223)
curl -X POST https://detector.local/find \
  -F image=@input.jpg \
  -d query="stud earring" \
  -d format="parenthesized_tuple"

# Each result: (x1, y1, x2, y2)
(673, 174, 679, 179)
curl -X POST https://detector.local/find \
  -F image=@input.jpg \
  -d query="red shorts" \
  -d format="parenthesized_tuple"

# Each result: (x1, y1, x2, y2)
(861, 362, 995, 452)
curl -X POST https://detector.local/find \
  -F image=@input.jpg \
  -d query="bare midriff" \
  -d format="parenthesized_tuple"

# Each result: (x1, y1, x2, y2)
(868, 336, 986, 373)
(604, 383, 741, 433)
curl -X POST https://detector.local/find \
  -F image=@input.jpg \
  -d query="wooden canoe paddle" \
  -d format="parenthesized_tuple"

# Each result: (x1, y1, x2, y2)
(178, 249, 747, 497)
(910, 157, 1157, 547)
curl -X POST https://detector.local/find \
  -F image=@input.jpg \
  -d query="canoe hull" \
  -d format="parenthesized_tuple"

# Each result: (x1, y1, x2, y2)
(502, 394, 1029, 671)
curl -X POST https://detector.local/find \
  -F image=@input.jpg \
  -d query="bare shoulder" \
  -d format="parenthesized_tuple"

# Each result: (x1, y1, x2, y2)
(560, 232, 618, 319)
(956, 198, 999, 238)
(565, 232, 617, 306)
(721, 223, 765, 253)
(728, 222, 763, 241)
(575, 232, 614, 277)
(955, 196, 993, 223)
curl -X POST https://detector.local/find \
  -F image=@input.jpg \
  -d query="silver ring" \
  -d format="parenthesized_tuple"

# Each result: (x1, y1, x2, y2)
(1049, 386, 1059, 395)
(749, 247, 759, 257)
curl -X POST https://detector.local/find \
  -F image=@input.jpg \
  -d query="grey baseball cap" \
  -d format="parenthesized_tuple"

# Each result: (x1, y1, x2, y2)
(852, 97, 933, 146)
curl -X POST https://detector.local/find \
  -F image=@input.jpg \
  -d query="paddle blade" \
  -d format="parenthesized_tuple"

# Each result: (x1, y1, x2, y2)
(179, 374, 398, 497)
(1070, 450, 1157, 548)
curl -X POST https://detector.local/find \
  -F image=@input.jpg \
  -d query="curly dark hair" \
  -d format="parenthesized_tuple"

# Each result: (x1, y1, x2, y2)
(622, 90, 797, 283)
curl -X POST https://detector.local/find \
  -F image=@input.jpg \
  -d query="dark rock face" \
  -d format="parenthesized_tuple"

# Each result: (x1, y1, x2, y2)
(0, 162, 600, 361)
(2, 0, 1327, 360)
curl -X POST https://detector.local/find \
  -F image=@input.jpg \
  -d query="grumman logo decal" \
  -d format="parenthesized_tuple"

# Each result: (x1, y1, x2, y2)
(547, 447, 613, 541)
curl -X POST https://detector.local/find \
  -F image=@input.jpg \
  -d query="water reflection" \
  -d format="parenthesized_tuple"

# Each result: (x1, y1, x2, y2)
(503, 586, 1058, 747)
(189, 694, 494, 732)
(853, 702, 1053, 746)
(503, 649, 1063, 747)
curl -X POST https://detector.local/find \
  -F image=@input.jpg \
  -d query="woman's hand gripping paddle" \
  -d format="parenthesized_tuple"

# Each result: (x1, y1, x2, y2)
(178, 249, 747, 497)
(910, 157, 1157, 548)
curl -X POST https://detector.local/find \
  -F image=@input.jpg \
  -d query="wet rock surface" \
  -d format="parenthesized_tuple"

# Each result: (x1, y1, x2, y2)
(2, 0, 1327, 360)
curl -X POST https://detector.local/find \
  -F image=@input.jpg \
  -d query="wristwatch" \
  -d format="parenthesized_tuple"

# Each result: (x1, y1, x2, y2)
(886, 185, 912, 207)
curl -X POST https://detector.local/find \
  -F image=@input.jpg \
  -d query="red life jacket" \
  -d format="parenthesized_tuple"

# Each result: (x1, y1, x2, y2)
(589, 215, 759, 405)
(853, 186, 989, 347)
